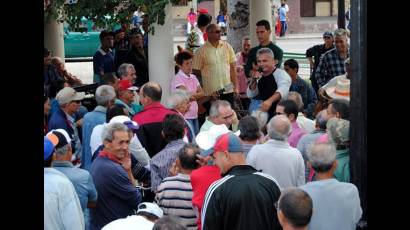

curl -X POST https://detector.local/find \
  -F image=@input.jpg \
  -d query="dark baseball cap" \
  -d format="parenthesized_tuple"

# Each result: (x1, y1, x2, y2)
(323, 31, 333, 38)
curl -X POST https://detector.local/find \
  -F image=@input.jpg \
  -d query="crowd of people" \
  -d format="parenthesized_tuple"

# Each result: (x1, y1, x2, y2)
(44, 6, 361, 230)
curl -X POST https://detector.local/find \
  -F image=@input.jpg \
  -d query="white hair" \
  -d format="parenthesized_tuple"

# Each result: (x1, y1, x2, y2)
(256, 47, 274, 59)
(267, 115, 292, 141)
(306, 143, 336, 172)
(165, 89, 190, 109)
(117, 63, 135, 77)
(95, 85, 116, 106)
(101, 122, 128, 142)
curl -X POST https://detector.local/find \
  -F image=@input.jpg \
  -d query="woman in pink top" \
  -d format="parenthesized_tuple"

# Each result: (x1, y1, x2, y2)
(172, 51, 204, 135)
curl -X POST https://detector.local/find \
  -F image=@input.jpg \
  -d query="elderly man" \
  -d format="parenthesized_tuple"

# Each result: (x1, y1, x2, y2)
(327, 118, 351, 182)
(133, 82, 176, 157)
(247, 115, 305, 189)
(305, 31, 335, 93)
(44, 136, 84, 230)
(93, 30, 115, 84)
(287, 91, 315, 133)
(315, 29, 350, 87)
(156, 144, 200, 229)
(199, 100, 239, 132)
(201, 132, 282, 230)
(81, 85, 116, 171)
(115, 79, 142, 117)
(125, 30, 149, 88)
(300, 143, 362, 230)
(245, 19, 283, 77)
(48, 129, 98, 230)
(51, 57, 83, 87)
(296, 110, 329, 182)
(277, 188, 313, 230)
(276, 99, 307, 147)
(48, 87, 85, 166)
(192, 23, 238, 107)
(117, 63, 137, 85)
(90, 123, 142, 230)
(150, 114, 186, 192)
(284, 59, 318, 119)
(247, 48, 291, 119)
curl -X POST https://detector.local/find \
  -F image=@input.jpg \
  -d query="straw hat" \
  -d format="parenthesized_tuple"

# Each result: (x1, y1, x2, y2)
(325, 78, 350, 101)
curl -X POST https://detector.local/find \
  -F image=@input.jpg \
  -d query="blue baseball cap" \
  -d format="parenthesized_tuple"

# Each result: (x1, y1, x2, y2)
(44, 136, 55, 160)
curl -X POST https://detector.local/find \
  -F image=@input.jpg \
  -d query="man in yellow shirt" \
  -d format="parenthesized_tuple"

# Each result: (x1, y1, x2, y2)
(192, 24, 238, 110)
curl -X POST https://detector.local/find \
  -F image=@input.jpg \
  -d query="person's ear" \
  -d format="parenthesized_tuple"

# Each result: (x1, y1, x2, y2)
(332, 160, 338, 170)
(277, 210, 286, 227)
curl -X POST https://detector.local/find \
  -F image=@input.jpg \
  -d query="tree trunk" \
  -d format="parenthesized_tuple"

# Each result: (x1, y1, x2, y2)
(227, 0, 250, 53)
(44, 19, 65, 59)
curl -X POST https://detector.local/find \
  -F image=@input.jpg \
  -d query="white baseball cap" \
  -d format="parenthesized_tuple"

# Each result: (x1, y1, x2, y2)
(137, 202, 163, 218)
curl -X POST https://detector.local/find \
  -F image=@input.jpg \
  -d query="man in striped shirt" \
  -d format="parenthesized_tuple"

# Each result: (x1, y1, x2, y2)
(155, 144, 201, 230)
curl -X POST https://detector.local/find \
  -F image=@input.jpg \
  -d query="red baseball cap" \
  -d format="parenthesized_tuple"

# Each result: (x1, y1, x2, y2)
(197, 8, 209, 14)
(118, 79, 139, 91)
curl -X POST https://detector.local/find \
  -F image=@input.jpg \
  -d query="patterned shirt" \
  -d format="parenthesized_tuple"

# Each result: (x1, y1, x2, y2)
(150, 139, 186, 192)
(192, 40, 236, 96)
(156, 173, 197, 230)
(315, 48, 349, 87)
(186, 27, 204, 54)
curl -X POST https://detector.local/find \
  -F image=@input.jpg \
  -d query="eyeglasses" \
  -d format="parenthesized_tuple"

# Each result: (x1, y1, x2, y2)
(212, 30, 222, 34)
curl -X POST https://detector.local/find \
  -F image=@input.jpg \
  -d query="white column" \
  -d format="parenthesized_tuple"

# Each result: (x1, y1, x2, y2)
(44, 19, 65, 59)
(250, 0, 273, 47)
(214, 0, 221, 22)
(227, 0, 250, 53)
(192, 0, 198, 11)
(148, 3, 174, 104)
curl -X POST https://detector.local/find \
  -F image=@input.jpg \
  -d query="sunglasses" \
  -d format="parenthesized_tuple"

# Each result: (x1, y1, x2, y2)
(212, 30, 222, 34)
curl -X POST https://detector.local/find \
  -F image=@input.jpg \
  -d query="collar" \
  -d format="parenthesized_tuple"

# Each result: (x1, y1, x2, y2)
(206, 40, 222, 48)
(51, 161, 74, 168)
(266, 139, 290, 146)
(177, 70, 192, 79)
(223, 165, 257, 177)
(98, 47, 112, 56)
(94, 105, 107, 113)
(259, 41, 274, 48)
(167, 139, 185, 147)
(99, 149, 122, 164)
(143, 101, 165, 111)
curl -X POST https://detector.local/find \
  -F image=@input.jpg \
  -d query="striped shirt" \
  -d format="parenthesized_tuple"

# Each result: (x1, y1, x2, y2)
(156, 174, 197, 230)
(192, 40, 236, 96)
(315, 48, 349, 87)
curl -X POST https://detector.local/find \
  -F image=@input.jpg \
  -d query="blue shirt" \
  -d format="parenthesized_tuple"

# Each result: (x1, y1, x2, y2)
(279, 7, 287, 21)
(300, 179, 362, 230)
(81, 106, 107, 171)
(90, 156, 142, 230)
(44, 168, 84, 230)
(52, 161, 98, 211)
(216, 14, 225, 23)
(93, 48, 115, 77)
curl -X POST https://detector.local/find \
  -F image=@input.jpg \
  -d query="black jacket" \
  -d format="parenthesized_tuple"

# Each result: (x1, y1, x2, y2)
(202, 165, 282, 230)
(125, 46, 149, 88)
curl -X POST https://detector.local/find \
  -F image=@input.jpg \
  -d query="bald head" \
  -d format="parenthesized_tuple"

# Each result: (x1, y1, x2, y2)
(267, 115, 292, 141)
(141, 82, 162, 101)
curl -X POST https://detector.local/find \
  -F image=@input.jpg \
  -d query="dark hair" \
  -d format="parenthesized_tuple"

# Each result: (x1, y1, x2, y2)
(239, 116, 261, 141)
(197, 13, 212, 28)
(162, 114, 185, 142)
(284, 59, 299, 72)
(278, 99, 299, 119)
(101, 72, 118, 85)
(256, 20, 271, 31)
(329, 99, 349, 120)
(175, 51, 193, 66)
(279, 188, 313, 228)
(153, 216, 187, 230)
(44, 48, 51, 57)
(142, 83, 162, 102)
(99, 30, 114, 41)
(106, 104, 127, 123)
(178, 144, 200, 170)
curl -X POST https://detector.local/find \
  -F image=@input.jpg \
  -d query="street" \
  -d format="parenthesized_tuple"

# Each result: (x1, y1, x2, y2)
(66, 36, 323, 84)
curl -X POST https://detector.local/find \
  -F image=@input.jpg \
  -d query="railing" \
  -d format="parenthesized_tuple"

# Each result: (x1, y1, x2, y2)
(282, 52, 310, 80)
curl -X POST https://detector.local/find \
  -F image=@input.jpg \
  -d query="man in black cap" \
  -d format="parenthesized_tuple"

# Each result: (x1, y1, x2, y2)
(93, 30, 115, 84)
(305, 31, 335, 94)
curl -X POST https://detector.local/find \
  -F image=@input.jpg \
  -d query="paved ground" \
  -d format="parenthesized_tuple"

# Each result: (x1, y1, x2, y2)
(66, 34, 322, 84)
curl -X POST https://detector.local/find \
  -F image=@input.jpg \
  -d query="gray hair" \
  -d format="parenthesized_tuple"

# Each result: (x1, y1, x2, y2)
(267, 115, 292, 141)
(251, 110, 269, 129)
(315, 110, 328, 130)
(117, 63, 135, 77)
(287, 91, 304, 111)
(95, 85, 116, 106)
(256, 47, 274, 59)
(334, 28, 348, 38)
(101, 122, 129, 142)
(306, 143, 336, 172)
(165, 89, 190, 110)
(54, 144, 71, 156)
(209, 100, 231, 117)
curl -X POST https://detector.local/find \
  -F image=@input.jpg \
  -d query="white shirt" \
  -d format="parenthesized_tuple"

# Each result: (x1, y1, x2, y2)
(102, 215, 154, 230)
(296, 112, 315, 133)
(247, 139, 305, 189)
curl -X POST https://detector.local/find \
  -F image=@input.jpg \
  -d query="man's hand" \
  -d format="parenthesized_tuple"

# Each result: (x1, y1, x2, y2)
(169, 161, 180, 176)
(260, 100, 272, 112)
(122, 152, 132, 172)
(196, 155, 212, 166)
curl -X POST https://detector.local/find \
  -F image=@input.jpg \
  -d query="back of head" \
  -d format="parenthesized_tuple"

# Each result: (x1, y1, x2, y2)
(267, 115, 292, 141)
(251, 110, 269, 129)
(256, 19, 271, 30)
(162, 114, 185, 142)
(178, 143, 200, 170)
(209, 100, 231, 117)
(326, 118, 350, 147)
(153, 216, 187, 230)
(95, 85, 116, 107)
(101, 72, 118, 85)
(329, 99, 350, 120)
(278, 99, 299, 119)
(165, 89, 189, 110)
(239, 116, 261, 141)
(279, 187, 313, 228)
(307, 143, 336, 173)
(315, 109, 328, 130)
(287, 92, 304, 112)
(106, 104, 128, 123)
(141, 82, 162, 102)
(197, 13, 212, 28)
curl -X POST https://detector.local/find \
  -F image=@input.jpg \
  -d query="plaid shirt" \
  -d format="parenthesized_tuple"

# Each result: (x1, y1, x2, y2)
(315, 48, 349, 87)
